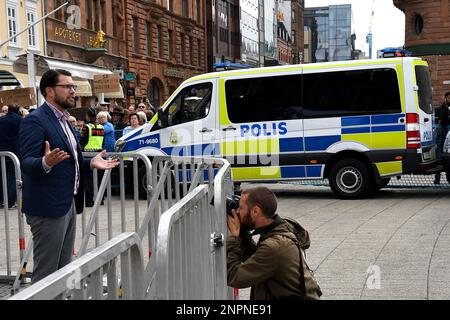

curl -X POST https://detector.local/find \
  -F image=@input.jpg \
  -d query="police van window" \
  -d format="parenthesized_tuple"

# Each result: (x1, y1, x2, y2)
(225, 74, 302, 123)
(415, 66, 433, 114)
(303, 68, 402, 118)
(163, 82, 213, 128)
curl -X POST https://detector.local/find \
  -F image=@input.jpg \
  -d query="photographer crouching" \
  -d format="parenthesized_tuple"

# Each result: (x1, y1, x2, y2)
(226, 187, 322, 300)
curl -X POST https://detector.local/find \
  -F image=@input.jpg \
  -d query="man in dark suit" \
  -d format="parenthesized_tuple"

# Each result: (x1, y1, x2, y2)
(0, 104, 22, 208)
(20, 69, 118, 283)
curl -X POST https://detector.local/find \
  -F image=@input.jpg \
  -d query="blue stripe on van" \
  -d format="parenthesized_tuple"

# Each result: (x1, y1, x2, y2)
(306, 165, 323, 177)
(280, 137, 304, 152)
(281, 166, 306, 178)
(341, 116, 370, 127)
(371, 114, 404, 125)
(305, 135, 341, 152)
(162, 143, 220, 157)
(371, 125, 405, 133)
(342, 127, 371, 134)
(422, 140, 433, 147)
(122, 133, 160, 152)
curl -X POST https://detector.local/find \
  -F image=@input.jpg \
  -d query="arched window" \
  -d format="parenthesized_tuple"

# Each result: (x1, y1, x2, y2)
(148, 79, 161, 109)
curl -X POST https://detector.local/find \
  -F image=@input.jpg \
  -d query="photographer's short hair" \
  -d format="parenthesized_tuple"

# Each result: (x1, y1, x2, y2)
(242, 187, 278, 218)
(40, 69, 72, 97)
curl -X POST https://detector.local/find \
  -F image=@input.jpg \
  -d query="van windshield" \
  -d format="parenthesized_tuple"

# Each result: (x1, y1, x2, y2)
(415, 66, 433, 114)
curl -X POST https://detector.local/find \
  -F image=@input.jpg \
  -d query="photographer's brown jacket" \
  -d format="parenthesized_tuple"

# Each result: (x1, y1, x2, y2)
(227, 217, 304, 300)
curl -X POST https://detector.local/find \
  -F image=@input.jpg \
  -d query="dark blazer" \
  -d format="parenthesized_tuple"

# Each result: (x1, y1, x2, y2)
(0, 113, 22, 155)
(20, 103, 88, 217)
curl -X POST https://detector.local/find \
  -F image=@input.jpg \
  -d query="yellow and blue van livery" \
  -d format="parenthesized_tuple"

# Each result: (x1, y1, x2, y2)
(117, 57, 437, 199)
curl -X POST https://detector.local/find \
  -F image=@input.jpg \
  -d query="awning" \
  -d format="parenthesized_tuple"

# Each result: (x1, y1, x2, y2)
(104, 84, 124, 99)
(74, 80, 92, 97)
(43, 58, 112, 80)
(13, 54, 114, 81)
(0, 70, 21, 86)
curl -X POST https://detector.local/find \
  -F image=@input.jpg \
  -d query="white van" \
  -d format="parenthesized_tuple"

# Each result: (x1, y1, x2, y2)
(117, 57, 437, 199)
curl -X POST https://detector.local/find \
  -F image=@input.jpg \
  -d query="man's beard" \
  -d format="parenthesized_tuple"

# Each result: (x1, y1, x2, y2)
(55, 95, 75, 110)
(240, 210, 256, 231)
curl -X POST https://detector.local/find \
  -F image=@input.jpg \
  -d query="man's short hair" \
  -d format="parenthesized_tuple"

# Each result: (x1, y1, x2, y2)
(445, 91, 450, 98)
(40, 69, 72, 97)
(242, 187, 278, 218)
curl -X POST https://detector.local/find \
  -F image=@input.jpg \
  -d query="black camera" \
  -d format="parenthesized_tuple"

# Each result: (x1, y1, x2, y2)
(226, 195, 240, 216)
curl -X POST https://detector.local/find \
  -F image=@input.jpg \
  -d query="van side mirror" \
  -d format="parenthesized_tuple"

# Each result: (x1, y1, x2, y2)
(158, 108, 168, 128)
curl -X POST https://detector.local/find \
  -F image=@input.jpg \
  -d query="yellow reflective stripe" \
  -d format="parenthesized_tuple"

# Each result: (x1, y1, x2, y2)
(395, 63, 406, 113)
(376, 161, 402, 176)
(371, 132, 406, 149)
(232, 166, 281, 180)
(341, 134, 371, 147)
(413, 60, 428, 67)
(219, 78, 230, 126)
(221, 138, 280, 155)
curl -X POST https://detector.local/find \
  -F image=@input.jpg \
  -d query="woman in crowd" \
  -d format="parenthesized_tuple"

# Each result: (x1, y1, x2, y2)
(122, 113, 142, 136)
(97, 111, 116, 152)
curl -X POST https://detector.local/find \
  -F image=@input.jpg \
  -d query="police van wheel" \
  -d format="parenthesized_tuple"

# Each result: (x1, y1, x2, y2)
(329, 159, 373, 199)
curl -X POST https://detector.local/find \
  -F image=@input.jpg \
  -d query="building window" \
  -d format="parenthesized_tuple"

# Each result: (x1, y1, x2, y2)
(181, 33, 186, 64)
(132, 17, 139, 53)
(197, 39, 201, 67)
(292, 30, 295, 44)
(182, 0, 189, 18)
(101, 0, 107, 32)
(168, 30, 173, 60)
(189, 36, 194, 65)
(27, 11, 37, 48)
(168, 0, 173, 11)
(292, 9, 296, 22)
(157, 25, 163, 59)
(7, 5, 18, 45)
(196, 0, 201, 23)
(414, 14, 424, 35)
(148, 79, 161, 109)
(86, 0, 93, 29)
(146, 22, 152, 56)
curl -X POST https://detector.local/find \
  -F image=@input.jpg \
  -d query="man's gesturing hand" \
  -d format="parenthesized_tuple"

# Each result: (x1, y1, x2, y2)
(91, 150, 119, 170)
(44, 141, 70, 167)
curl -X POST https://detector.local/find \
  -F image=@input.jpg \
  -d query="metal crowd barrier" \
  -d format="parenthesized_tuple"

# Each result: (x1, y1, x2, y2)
(0, 152, 28, 296)
(9, 232, 144, 300)
(8, 154, 233, 300)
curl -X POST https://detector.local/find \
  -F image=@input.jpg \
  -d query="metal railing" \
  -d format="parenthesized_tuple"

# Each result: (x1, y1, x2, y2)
(0, 152, 28, 290)
(156, 185, 216, 299)
(9, 232, 144, 300)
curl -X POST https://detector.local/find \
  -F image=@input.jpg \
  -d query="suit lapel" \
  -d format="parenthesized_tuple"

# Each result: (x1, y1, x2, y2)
(42, 103, 76, 158)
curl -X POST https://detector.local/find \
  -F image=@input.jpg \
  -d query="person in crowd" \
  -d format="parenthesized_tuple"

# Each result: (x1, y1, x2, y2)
(127, 104, 136, 113)
(111, 106, 127, 131)
(97, 111, 116, 152)
(68, 116, 81, 142)
(227, 187, 322, 300)
(136, 111, 148, 126)
(80, 107, 105, 207)
(19, 69, 118, 283)
(434, 91, 450, 184)
(0, 104, 22, 209)
(1, 105, 8, 117)
(122, 113, 142, 136)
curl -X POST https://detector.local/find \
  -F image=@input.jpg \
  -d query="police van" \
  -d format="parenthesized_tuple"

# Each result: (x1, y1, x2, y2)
(117, 57, 437, 199)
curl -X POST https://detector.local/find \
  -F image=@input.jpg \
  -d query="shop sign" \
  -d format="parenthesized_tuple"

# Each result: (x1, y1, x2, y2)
(93, 74, 121, 93)
(125, 72, 136, 81)
(164, 68, 185, 79)
(0, 87, 36, 107)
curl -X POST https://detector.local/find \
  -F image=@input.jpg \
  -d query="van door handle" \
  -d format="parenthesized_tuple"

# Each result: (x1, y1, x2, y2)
(424, 118, 430, 123)
(222, 126, 237, 131)
(200, 128, 213, 133)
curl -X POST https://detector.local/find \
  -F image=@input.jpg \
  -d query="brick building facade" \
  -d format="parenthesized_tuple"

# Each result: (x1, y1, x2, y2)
(126, 0, 207, 108)
(394, 0, 450, 106)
